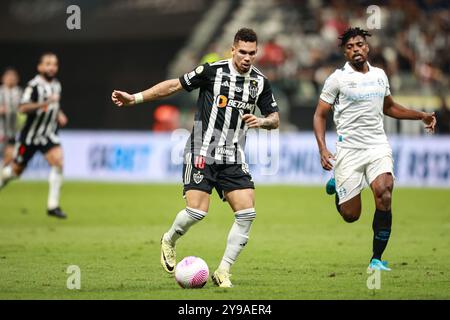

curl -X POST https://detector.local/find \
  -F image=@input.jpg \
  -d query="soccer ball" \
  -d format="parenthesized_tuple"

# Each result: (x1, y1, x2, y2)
(175, 256, 209, 288)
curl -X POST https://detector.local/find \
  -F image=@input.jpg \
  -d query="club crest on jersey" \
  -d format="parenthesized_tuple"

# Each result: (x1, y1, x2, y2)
(377, 78, 385, 87)
(193, 171, 204, 184)
(249, 80, 258, 99)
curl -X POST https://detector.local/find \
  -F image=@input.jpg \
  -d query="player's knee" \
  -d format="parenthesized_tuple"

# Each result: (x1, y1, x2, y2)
(50, 157, 64, 168)
(12, 163, 25, 176)
(339, 202, 361, 223)
(185, 195, 209, 213)
(375, 186, 392, 209)
(341, 213, 360, 223)
(381, 191, 391, 206)
(340, 207, 361, 223)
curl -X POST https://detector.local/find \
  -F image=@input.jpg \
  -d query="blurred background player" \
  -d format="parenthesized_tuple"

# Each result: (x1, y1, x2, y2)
(0, 67, 22, 167)
(0, 52, 69, 219)
(112, 28, 279, 288)
(313, 27, 436, 271)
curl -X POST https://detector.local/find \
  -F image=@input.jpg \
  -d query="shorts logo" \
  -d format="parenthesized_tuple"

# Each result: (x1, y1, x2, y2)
(193, 171, 204, 184)
(337, 187, 347, 199)
(249, 80, 258, 99)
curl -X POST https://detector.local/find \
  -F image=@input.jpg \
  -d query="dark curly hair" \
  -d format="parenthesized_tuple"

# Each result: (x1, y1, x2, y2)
(234, 28, 258, 44)
(338, 27, 371, 47)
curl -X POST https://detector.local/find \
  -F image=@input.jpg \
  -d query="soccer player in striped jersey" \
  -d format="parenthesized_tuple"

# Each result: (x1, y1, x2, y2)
(0, 53, 69, 219)
(313, 28, 436, 271)
(112, 28, 279, 287)
(0, 67, 22, 166)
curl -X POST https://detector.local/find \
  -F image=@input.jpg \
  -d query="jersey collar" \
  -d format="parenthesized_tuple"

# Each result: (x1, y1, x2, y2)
(37, 74, 57, 85)
(228, 59, 251, 77)
(344, 61, 372, 73)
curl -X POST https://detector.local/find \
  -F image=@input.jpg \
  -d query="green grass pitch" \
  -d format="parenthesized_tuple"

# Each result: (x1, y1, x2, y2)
(0, 182, 449, 299)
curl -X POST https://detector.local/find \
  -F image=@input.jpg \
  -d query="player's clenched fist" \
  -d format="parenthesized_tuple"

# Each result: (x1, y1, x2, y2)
(421, 112, 437, 133)
(319, 148, 335, 171)
(241, 114, 263, 128)
(111, 90, 134, 107)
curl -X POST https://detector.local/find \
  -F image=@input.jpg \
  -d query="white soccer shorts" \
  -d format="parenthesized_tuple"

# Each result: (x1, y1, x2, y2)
(334, 145, 394, 204)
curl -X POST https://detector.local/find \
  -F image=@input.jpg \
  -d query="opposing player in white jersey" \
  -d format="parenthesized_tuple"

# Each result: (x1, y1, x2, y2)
(0, 53, 69, 219)
(0, 68, 22, 166)
(313, 28, 436, 271)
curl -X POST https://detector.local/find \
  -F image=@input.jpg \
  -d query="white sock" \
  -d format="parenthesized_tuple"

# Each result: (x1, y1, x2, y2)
(48, 166, 63, 210)
(0, 165, 17, 188)
(164, 207, 207, 245)
(219, 208, 256, 272)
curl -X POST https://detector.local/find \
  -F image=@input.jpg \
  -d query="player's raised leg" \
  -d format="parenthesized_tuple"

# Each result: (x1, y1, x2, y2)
(161, 190, 210, 274)
(212, 188, 255, 288)
(338, 194, 362, 223)
(44, 145, 67, 219)
(368, 172, 394, 271)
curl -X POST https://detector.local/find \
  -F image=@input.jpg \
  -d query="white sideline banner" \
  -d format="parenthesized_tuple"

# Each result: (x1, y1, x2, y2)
(13, 130, 450, 187)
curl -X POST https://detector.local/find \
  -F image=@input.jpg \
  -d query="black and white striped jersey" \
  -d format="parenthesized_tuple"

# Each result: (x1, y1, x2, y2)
(0, 85, 22, 141)
(179, 59, 279, 164)
(19, 75, 62, 146)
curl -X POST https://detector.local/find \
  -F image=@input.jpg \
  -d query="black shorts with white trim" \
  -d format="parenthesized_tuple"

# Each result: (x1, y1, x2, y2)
(13, 140, 60, 166)
(182, 153, 254, 201)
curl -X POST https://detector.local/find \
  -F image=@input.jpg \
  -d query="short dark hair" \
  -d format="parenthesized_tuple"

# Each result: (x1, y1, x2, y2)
(2, 66, 18, 76)
(234, 28, 258, 44)
(39, 52, 57, 64)
(338, 27, 371, 47)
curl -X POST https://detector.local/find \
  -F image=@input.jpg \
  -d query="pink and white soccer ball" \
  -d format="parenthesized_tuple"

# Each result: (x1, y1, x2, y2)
(175, 256, 209, 288)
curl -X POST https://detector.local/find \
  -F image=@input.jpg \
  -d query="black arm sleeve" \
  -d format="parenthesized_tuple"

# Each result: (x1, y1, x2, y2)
(21, 85, 38, 104)
(179, 63, 211, 92)
(257, 78, 279, 116)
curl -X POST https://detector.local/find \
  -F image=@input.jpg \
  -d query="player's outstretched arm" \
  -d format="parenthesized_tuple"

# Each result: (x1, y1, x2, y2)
(383, 95, 437, 133)
(313, 99, 335, 171)
(241, 112, 279, 130)
(112, 79, 183, 107)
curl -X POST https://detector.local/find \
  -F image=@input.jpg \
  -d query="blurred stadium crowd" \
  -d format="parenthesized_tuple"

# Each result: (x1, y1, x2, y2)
(1, 0, 449, 133)
(172, 0, 449, 133)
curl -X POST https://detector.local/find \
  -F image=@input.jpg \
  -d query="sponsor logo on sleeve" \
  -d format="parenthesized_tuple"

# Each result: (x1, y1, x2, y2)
(195, 66, 204, 74)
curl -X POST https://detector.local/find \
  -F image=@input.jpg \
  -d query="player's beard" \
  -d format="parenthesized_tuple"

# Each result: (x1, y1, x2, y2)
(351, 54, 366, 70)
(351, 58, 366, 70)
(42, 72, 56, 81)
